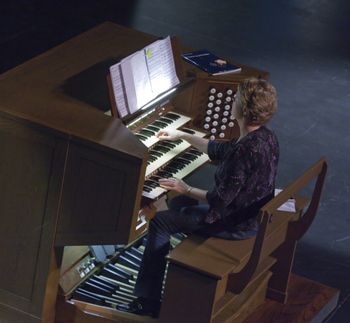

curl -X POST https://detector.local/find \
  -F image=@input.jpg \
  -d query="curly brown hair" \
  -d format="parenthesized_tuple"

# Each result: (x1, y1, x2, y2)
(237, 78, 277, 126)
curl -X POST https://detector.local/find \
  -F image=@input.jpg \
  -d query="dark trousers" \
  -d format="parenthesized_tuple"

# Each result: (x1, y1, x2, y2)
(134, 195, 209, 301)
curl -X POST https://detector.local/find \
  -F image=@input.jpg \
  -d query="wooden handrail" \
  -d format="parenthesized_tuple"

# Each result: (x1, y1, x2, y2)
(227, 158, 327, 294)
(261, 157, 327, 215)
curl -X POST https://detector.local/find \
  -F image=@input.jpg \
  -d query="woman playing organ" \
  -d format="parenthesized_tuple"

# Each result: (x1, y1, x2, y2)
(116, 77, 279, 317)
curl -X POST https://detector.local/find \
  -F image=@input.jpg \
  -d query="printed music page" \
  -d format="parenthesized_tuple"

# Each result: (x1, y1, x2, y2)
(121, 51, 153, 114)
(109, 63, 129, 118)
(145, 36, 180, 96)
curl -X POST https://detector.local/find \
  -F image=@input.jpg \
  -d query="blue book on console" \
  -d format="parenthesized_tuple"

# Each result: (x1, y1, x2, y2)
(182, 50, 241, 75)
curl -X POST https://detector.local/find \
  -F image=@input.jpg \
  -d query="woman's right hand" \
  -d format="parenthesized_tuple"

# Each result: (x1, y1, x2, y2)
(158, 177, 190, 194)
(157, 129, 184, 141)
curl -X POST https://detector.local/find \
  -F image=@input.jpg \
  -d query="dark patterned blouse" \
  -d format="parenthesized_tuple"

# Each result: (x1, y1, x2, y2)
(206, 126, 279, 232)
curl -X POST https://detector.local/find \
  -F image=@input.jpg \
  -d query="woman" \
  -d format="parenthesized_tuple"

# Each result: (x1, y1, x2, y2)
(117, 77, 279, 317)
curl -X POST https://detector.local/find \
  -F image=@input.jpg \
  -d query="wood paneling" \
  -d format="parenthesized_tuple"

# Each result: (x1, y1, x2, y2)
(0, 115, 67, 322)
(55, 141, 145, 246)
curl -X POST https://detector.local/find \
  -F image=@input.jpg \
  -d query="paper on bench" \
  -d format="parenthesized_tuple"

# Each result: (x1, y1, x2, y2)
(274, 188, 296, 212)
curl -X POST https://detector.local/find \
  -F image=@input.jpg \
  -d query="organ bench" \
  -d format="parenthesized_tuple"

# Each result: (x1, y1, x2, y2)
(160, 158, 329, 323)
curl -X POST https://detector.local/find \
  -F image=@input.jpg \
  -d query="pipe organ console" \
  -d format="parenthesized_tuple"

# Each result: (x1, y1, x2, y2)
(0, 22, 268, 323)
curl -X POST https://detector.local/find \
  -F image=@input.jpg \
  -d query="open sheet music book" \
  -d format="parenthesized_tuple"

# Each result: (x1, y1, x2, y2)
(109, 36, 180, 119)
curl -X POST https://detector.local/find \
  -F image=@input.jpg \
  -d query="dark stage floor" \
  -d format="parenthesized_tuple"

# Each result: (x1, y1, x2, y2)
(1, 1, 349, 321)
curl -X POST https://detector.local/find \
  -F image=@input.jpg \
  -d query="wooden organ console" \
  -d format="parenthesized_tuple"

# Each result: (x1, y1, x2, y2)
(0, 22, 283, 323)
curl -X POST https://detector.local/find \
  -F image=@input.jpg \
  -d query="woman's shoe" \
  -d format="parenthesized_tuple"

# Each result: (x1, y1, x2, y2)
(116, 298, 160, 318)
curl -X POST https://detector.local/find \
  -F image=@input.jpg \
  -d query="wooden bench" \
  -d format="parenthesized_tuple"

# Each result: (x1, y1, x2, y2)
(158, 158, 327, 323)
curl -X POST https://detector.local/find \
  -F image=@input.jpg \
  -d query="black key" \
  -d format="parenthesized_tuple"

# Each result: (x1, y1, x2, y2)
(175, 157, 191, 165)
(95, 275, 124, 287)
(154, 143, 171, 151)
(159, 117, 173, 125)
(143, 186, 152, 192)
(168, 161, 185, 170)
(168, 163, 184, 171)
(154, 146, 169, 153)
(90, 278, 115, 291)
(165, 112, 180, 120)
(157, 170, 172, 178)
(147, 178, 160, 185)
(144, 183, 157, 190)
(82, 283, 111, 296)
(139, 129, 154, 137)
(131, 246, 144, 257)
(147, 125, 160, 132)
(108, 264, 134, 279)
(182, 153, 197, 161)
(135, 134, 147, 141)
(152, 121, 167, 128)
(125, 250, 142, 262)
(160, 141, 176, 148)
(145, 180, 158, 188)
(163, 166, 177, 174)
(98, 274, 131, 287)
(181, 128, 195, 134)
(118, 257, 139, 271)
(105, 265, 131, 279)
(158, 147, 170, 153)
(149, 150, 163, 157)
(148, 157, 160, 164)
(150, 176, 162, 183)
(76, 288, 115, 303)
(164, 164, 180, 172)
(119, 254, 141, 268)
(73, 289, 104, 304)
(85, 282, 112, 295)
(188, 149, 202, 156)
(93, 275, 119, 287)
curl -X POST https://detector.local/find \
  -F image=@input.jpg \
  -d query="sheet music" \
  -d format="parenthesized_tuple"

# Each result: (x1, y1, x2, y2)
(145, 36, 180, 96)
(109, 63, 129, 118)
(121, 51, 153, 114)
(109, 36, 180, 118)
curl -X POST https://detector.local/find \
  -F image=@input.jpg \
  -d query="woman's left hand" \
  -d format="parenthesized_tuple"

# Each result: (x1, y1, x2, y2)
(159, 177, 190, 194)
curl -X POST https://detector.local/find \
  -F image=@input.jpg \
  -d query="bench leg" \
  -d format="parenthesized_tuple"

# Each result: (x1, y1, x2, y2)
(267, 238, 297, 303)
(159, 263, 218, 323)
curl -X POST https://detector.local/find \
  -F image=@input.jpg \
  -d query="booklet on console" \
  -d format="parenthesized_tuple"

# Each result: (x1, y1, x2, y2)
(182, 50, 241, 76)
